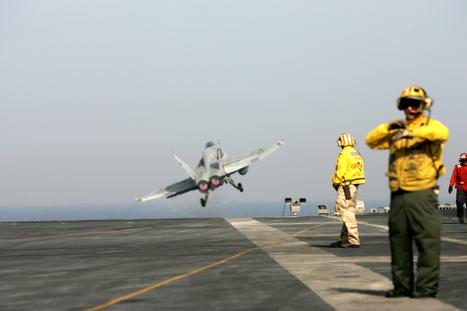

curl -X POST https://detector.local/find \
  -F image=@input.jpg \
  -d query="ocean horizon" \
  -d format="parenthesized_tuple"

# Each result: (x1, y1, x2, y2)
(0, 199, 400, 222)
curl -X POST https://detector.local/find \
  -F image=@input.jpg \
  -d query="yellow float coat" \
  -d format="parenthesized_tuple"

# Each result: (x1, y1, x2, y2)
(365, 115, 449, 192)
(331, 146, 365, 186)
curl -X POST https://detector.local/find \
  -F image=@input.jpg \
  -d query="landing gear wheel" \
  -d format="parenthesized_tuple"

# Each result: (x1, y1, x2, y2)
(200, 199, 206, 207)
(238, 183, 244, 192)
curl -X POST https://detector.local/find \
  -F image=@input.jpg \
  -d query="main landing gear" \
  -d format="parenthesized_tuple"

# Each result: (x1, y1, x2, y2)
(225, 176, 243, 192)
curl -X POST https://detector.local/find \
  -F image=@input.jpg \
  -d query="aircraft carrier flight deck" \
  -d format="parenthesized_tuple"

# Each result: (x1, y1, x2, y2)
(1, 214, 466, 311)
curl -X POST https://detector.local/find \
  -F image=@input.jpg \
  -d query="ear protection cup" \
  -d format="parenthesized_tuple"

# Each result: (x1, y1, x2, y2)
(424, 97, 433, 110)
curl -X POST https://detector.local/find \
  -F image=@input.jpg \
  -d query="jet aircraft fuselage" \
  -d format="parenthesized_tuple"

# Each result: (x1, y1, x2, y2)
(135, 140, 283, 206)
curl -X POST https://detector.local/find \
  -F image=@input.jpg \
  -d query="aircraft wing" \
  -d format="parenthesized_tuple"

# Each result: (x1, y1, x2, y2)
(222, 140, 284, 175)
(135, 178, 197, 202)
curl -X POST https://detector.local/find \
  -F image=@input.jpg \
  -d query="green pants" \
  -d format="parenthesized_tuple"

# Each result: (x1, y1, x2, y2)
(389, 188, 441, 295)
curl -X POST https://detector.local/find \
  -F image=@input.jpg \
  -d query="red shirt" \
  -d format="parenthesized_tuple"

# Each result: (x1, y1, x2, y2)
(449, 164, 467, 191)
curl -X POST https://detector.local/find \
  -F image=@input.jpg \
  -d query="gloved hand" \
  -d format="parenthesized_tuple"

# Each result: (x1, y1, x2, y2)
(391, 129, 413, 142)
(448, 186, 453, 194)
(388, 119, 406, 130)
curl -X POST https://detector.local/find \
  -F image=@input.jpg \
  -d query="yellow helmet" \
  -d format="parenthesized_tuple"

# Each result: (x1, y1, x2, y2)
(397, 85, 433, 110)
(337, 133, 356, 147)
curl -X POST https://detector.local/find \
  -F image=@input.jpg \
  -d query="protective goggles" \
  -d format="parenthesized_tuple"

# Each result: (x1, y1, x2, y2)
(398, 98, 423, 110)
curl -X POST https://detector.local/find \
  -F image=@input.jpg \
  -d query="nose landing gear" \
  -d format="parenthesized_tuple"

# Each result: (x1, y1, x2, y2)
(200, 192, 209, 207)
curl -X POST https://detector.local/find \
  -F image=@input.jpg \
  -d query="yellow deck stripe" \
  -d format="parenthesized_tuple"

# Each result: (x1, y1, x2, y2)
(85, 225, 317, 311)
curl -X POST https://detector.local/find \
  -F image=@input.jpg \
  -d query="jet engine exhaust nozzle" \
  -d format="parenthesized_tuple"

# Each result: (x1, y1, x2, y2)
(198, 181, 209, 193)
(210, 176, 221, 189)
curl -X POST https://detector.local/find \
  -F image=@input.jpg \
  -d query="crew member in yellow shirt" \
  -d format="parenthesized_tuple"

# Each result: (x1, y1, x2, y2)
(366, 86, 449, 298)
(330, 133, 365, 248)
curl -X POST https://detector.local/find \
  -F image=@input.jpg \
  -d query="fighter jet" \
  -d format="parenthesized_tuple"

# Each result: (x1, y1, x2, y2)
(135, 140, 284, 206)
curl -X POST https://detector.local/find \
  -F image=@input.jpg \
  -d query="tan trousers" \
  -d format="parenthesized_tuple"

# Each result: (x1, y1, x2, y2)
(335, 184, 360, 245)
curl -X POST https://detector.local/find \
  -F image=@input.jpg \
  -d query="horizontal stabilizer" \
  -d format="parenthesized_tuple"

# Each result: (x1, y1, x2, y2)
(135, 178, 197, 203)
(135, 189, 169, 202)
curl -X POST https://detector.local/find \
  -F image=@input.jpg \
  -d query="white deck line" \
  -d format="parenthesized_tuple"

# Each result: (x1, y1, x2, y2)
(226, 217, 460, 311)
(323, 216, 467, 246)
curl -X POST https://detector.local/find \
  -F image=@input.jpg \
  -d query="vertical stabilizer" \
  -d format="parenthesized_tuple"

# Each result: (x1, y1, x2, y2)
(174, 155, 197, 180)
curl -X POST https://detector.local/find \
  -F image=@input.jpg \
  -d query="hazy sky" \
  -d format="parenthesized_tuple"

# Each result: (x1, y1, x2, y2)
(0, 1, 465, 218)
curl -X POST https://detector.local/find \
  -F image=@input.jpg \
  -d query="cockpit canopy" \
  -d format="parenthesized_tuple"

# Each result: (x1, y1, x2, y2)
(205, 141, 216, 148)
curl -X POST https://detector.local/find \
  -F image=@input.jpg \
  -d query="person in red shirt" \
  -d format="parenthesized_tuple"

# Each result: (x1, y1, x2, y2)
(449, 153, 467, 223)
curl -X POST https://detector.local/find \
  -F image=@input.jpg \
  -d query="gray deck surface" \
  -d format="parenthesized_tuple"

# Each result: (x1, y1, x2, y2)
(0, 214, 466, 310)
